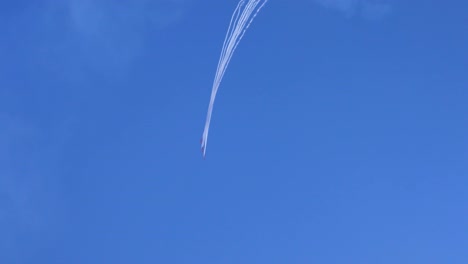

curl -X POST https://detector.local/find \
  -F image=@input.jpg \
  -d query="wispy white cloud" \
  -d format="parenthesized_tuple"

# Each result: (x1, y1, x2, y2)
(65, 0, 188, 38)
(0, 0, 190, 79)
(312, 0, 392, 19)
(66, 0, 188, 69)
(69, 0, 188, 75)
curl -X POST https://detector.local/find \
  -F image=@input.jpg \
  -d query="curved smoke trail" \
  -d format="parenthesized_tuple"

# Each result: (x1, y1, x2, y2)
(201, 0, 268, 158)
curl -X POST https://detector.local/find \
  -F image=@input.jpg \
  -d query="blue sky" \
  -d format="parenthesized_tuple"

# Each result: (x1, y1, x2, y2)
(1, 0, 467, 263)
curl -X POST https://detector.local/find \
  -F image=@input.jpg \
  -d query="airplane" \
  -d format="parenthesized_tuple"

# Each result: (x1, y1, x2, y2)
(200, 138, 206, 159)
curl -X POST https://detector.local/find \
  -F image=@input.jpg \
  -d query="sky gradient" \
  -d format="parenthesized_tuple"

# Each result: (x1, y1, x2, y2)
(1, 0, 467, 263)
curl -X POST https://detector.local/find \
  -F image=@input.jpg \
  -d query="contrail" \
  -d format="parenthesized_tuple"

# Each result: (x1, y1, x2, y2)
(201, 0, 268, 158)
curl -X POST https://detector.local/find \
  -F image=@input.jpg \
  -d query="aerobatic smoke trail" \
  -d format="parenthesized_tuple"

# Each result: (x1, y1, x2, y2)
(201, 0, 268, 158)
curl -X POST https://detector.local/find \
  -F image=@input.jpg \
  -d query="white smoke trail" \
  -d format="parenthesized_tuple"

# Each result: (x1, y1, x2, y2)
(201, 0, 268, 158)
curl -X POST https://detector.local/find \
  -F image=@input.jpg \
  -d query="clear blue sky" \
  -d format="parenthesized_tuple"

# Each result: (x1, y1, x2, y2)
(1, 0, 467, 263)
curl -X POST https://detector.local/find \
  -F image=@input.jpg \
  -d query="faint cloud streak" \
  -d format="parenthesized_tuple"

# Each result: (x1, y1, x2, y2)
(0, 0, 190, 80)
(64, 0, 189, 73)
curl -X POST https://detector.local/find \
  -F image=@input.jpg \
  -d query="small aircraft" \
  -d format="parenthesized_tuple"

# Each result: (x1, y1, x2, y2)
(200, 138, 206, 159)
